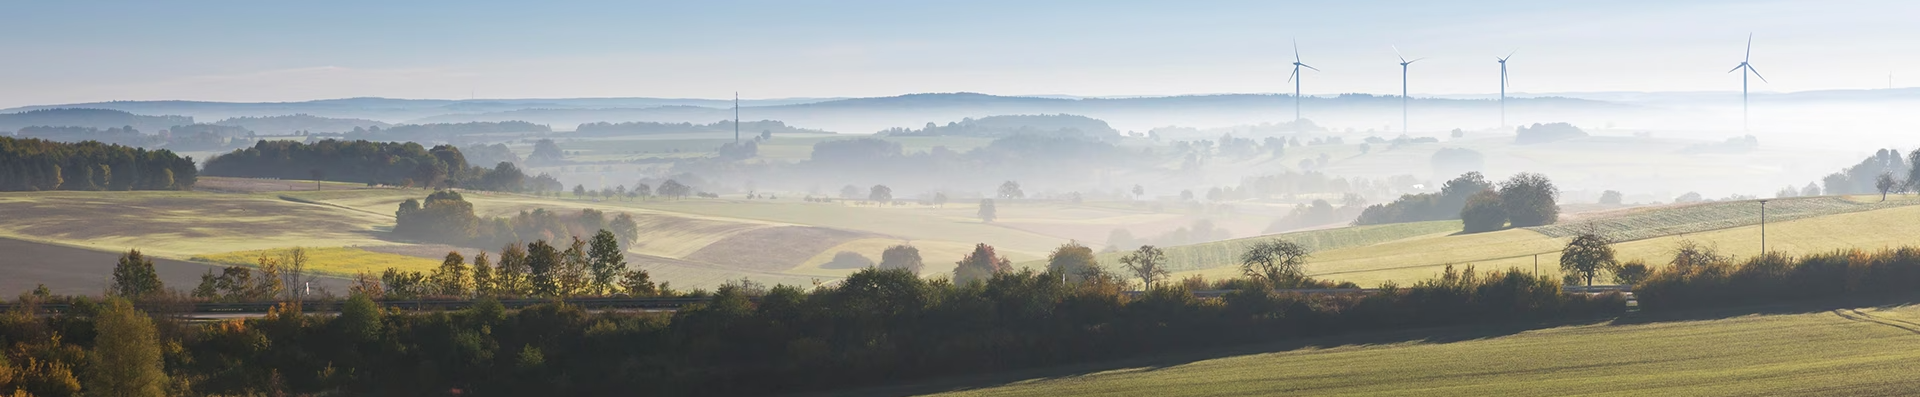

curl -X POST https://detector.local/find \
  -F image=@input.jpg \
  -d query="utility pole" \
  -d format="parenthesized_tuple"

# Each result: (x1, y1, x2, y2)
(1759, 199, 1768, 254)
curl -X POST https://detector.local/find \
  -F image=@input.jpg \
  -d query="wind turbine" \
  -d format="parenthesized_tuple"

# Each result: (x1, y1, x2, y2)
(1395, 46, 1425, 134)
(1289, 39, 1320, 133)
(1727, 34, 1767, 133)
(1498, 51, 1515, 128)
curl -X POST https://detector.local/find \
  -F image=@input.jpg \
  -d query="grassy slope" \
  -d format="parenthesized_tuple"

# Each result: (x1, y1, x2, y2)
(1068, 220, 1465, 274)
(924, 305, 1920, 396)
(1184, 195, 1920, 286)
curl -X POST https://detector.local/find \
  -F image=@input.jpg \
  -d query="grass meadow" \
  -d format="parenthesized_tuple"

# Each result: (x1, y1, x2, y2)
(1184, 194, 1920, 286)
(912, 304, 1920, 396)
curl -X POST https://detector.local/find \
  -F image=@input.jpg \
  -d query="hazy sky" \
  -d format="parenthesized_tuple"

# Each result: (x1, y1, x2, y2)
(3, 0, 1915, 107)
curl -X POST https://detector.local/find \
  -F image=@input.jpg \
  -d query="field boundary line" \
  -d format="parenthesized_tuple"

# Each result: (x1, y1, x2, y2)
(1832, 309, 1920, 335)
(278, 193, 393, 218)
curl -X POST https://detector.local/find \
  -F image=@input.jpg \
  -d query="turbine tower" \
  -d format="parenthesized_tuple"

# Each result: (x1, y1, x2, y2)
(1289, 39, 1320, 133)
(733, 92, 740, 143)
(1498, 51, 1515, 128)
(1727, 34, 1767, 133)
(1395, 46, 1425, 134)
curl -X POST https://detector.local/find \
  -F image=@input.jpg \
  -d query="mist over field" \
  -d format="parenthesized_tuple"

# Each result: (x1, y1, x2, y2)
(11, 2, 1920, 396)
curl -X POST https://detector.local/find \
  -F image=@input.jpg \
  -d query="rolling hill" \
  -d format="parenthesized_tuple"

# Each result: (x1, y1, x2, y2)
(905, 304, 1920, 396)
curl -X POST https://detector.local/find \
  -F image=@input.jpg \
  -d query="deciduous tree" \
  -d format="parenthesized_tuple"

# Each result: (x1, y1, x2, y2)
(1599, 190, 1624, 205)
(1241, 239, 1310, 287)
(953, 243, 1012, 285)
(86, 298, 167, 397)
(1460, 190, 1507, 233)
(527, 240, 561, 296)
(1560, 231, 1615, 286)
(588, 230, 627, 295)
(998, 181, 1024, 199)
(110, 249, 162, 298)
(869, 184, 893, 204)
(430, 251, 471, 297)
(878, 244, 925, 274)
(1499, 172, 1560, 227)
(1121, 245, 1170, 290)
(1877, 172, 1897, 201)
(1046, 242, 1101, 283)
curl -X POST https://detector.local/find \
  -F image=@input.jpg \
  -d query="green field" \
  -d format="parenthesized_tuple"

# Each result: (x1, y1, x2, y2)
(1060, 220, 1464, 273)
(913, 304, 1920, 396)
(1183, 195, 1920, 286)
(1530, 195, 1920, 242)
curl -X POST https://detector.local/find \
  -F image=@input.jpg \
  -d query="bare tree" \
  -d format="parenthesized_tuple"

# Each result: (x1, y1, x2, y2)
(1120, 245, 1170, 290)
(1559, 231, 1615, 287)
(280, 247, 310, 300)
(1240, 239, 1310, 288)
(1877, 172, 1898, 201)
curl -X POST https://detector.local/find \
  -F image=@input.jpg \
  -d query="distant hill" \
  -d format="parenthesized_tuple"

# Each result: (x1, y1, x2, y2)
(3, 92, 1660, 136)
(878, 114, 1120, 138)
(573, 120, 834, 136)
(0, 108, 194, 133)
(400, 93, 1646, 135)
(0, 97, 843, 123)
(215, 114, 392, 134)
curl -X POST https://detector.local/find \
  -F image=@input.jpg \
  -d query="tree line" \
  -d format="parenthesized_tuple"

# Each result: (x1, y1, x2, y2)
(0, 136, 197, 192)
(573, 120, 828, 136)
(20, 231, 1920, 395)
(0, 108, 194, 133)
(3, 236, 1624, 396)
(201, 139, 550, 192)
(393, 190, 643, 250)
(1813, 147, 1914, 198)
(340, 121, 551, 139)
(369, 230, 661, 300)
(1355, 171, 1560, 233)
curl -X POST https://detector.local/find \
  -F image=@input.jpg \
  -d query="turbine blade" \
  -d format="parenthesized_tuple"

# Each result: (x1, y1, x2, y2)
(1301, 63, 1320, 71)
(1746, 33, 1753, 62)
(1728, 64, 1745, 73)
(1748, 65, 1769, 83)
(1393, 45, 1406, 63)
(1408, 57, 1427, 64)
(1506, 49, 1517, 60)
(1294, 38, 1302, 63)
(1288, 68, 1298, 83)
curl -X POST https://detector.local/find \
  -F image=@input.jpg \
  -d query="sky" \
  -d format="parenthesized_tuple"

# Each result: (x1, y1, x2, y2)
(2, 0, 1916, 107)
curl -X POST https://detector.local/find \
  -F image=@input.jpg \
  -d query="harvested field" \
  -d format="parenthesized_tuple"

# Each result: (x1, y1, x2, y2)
(0, 191, 393, 257)
(192, 246, 443, 276)
(0, 237, 350, 295)
(194, 176, 373, 193)
(629, 252, 834, 290)
(683, 226, 881, 272)
(358, 244, 492, 260)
